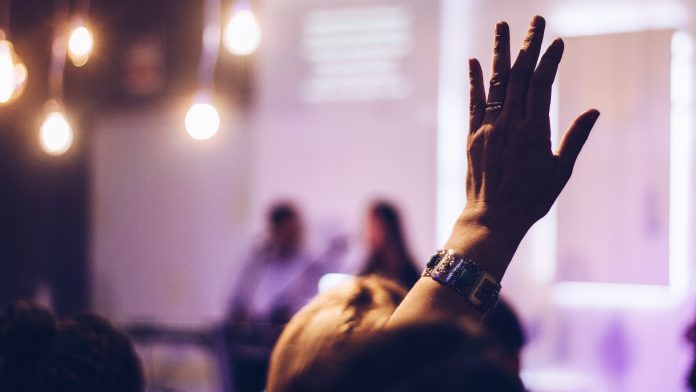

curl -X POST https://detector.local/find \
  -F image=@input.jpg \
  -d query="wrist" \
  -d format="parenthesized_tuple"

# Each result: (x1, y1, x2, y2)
(444, 209, 529, 281)
(458, 203, 533, 237)
(424, 249, 502, 313)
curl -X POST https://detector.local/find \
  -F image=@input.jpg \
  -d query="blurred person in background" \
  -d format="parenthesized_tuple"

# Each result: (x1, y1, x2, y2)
(0, 301, 144, 392)
(225, 201, 324, 392)
(359, 200, 420, 289)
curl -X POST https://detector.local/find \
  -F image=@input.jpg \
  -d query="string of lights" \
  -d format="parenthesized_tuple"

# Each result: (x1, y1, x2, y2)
(186, 0, 262, 141)
(224, 0, 261, 56)
(67, 0, 94, 68)
(186, 0, 223, 141)
(0, 0, 27, 106)
(2, 0, 262, 154)
(39, 0, 74, 156)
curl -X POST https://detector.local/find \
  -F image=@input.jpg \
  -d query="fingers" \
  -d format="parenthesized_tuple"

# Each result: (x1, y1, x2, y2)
(500, 15, 546, 121)
(525, 38, 564, 123)
(467, 133, 485, 193)
(482, 22, 510, 124)
(554, 109, 601, 188)
(469, 58, 486, 133)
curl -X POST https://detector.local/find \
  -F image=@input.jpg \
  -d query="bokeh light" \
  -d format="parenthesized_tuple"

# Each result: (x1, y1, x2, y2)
(0, 38, 28, 105)
(185, 102, 220, 141)
(223, 9, 261, 56)
(39, 111, 74, 156)
(68, 24, 94, 67)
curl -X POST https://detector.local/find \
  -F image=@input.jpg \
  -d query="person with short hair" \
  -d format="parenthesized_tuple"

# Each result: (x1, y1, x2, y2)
(226, 201, 323, 392)
(0, 301, 144, 392)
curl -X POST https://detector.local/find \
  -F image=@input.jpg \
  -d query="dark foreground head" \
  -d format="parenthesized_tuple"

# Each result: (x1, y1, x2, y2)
(267, 276, 523, 392)
(0, 301, 144, 392)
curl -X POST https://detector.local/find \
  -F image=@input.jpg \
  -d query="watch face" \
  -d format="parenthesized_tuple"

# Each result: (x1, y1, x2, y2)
(474, 279, 501, 309)
(426, 249, 501, 312)
(451, 265, 480, 290)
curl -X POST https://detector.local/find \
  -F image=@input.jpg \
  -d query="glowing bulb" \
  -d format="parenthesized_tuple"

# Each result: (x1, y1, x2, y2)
(0, 38, 28, 105)
(0, 42, 13, 102)
(68, 24, 94, 67)
(223, 9, 261, 56)
(39, 111, 74, 156)
(185, 101, 220, 140)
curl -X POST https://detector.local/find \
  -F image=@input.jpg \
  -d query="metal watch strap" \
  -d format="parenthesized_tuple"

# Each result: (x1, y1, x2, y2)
(421, 249, 501, 313)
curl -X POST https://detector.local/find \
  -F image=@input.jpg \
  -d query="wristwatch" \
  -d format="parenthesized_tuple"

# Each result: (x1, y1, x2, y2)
(422, 249, 501, 313)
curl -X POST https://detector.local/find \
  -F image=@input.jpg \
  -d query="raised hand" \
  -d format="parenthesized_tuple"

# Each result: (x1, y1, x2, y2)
(462, 16, 599, 240)
(442, 16, 599, 282)
(389, 17, 600, 326)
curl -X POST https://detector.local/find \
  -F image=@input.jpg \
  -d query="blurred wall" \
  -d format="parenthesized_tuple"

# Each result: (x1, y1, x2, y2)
(92, 105, 253, 323)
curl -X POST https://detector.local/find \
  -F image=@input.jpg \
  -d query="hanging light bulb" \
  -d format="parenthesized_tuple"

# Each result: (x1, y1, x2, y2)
(185, 94, 220, 141)
(68, 21, 94, 67)
(0, 31, 28, 105)
(223, 5, 261, 56)
(39, 104, 74, 156)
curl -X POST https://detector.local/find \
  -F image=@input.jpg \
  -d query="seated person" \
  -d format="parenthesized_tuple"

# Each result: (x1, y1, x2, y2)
(226, 201, 323, 391)
(268, 15, 599, 392)
(359, 200, 421, 289)
(0, 300, 143, 392)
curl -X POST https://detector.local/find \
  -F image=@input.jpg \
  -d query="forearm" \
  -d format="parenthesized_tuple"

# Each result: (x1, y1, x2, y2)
(387, 212, 527, 326)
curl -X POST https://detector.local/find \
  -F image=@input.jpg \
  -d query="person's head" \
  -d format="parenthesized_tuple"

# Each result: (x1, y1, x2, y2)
(268, 202, 303, 254)
(0, 301, 144, 392)
(482, 298, 526, 374)
(267, 276, 408, 392)
(277, 320, 524, 392)
(364, 200, 407, 254)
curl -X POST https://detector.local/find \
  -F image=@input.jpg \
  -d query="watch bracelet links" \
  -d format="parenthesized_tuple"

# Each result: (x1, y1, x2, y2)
(421, 249, 501, 313)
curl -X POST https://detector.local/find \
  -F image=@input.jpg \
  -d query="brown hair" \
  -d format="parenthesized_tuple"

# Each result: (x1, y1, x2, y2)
(267, 275, 408, 392)
(290, 320, 524, 392)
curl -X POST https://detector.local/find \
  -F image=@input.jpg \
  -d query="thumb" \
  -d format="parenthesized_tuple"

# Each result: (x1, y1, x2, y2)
(554, 109, 600, 189)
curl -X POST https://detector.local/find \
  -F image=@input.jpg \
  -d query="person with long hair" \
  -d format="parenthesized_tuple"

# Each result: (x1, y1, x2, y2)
(360, 201, 420, 289)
